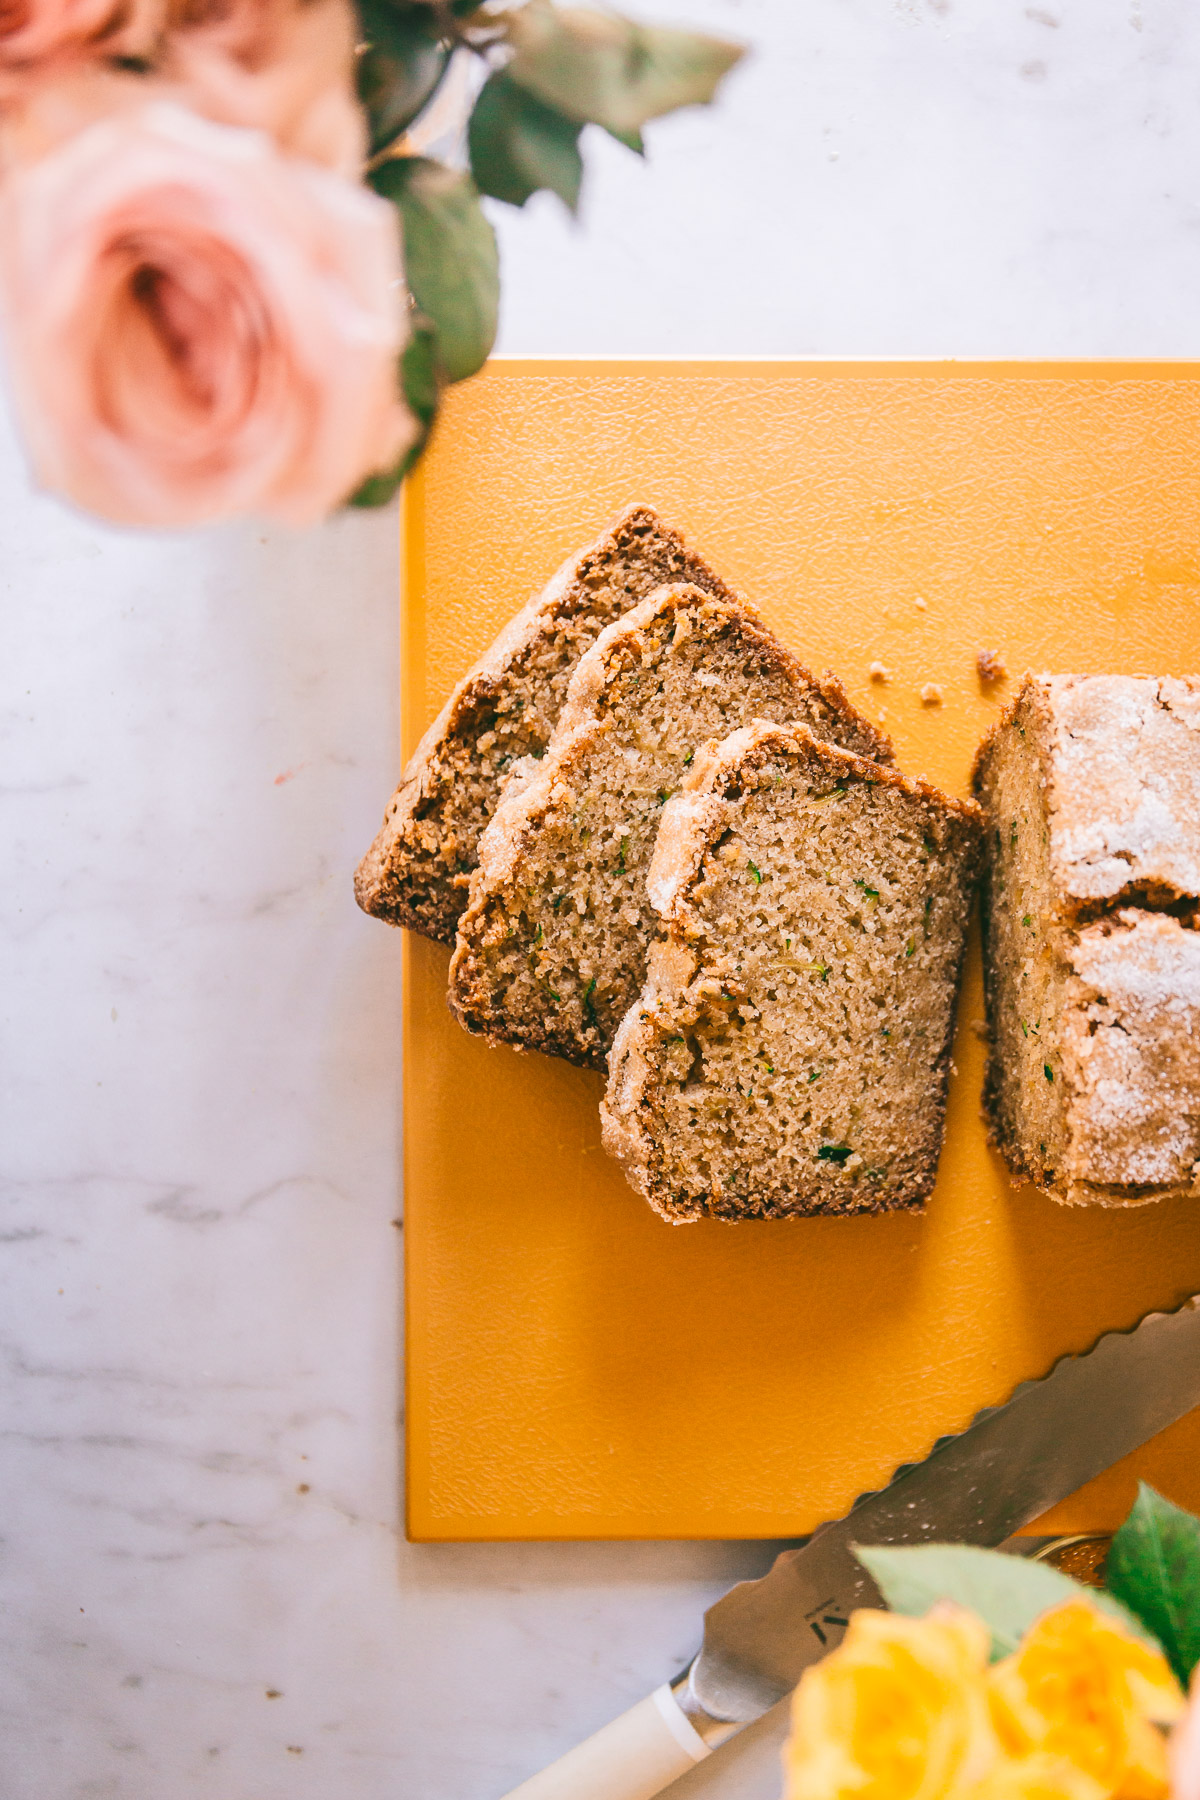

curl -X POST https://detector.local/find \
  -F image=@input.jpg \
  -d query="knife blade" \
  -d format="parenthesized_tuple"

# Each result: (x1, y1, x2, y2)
(500, 1294, 1200, 1800)
(682, 1292, 1200, 1732)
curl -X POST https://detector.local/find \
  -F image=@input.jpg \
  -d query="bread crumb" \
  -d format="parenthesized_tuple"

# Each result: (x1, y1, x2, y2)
(977, 649, 1006, 685)
(914, 597, 927, 611)
(869, 661, 891, 683)
(969, 1018, 990, 1040)
(920, 683, 943, 707)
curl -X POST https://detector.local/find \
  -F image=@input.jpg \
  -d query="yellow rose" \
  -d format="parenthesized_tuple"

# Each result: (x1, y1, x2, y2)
(782, 1606, 1000, 1800)
(971, 1751, 1108, 1800)
(986, 1600, 1184, 1800)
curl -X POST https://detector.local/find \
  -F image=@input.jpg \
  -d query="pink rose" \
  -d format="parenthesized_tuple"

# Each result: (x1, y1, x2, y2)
(161, 0, 365, 175)
(0, 0, 162, 77)
(0, 0, 363, 177)
(1172, 1675, 1200, 1800)
(0, 101, 414, 526)
(0, 62, 146, 163)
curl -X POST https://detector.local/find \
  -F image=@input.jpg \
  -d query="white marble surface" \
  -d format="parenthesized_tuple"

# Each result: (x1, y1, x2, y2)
(2, 2, 1197, 1796)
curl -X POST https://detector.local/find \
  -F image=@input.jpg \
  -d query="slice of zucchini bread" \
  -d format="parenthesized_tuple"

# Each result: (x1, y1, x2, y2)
(354, 505, 736, 943)
(447, 584, 894, 1068)
(973, 672, 1200, 1205)
(600, 721, 982, 1222)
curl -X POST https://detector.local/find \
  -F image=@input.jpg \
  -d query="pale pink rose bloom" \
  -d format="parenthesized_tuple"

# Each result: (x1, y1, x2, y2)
(0, 101, 414, 526)
(1172, 1676, 1200, 1800)
(0, 0, 162, 78)
(162, 0, 365, 175)
(0, 0, 362, 176)
(0, 60, 144, 162)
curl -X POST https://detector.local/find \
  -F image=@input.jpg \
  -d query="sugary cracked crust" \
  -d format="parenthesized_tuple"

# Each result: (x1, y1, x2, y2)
(354, 504, 736, 942)
(601, 721, 982, 1223)
(1038, 673, 1200, 904)
(973, 672, 1200, 1205)
(1060, 910, 1200, 1207)
(447, 585, 893, 1067)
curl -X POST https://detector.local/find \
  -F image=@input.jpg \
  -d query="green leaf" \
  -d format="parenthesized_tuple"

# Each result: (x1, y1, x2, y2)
(468, 68, 583, 212)
(347, 463, 408, 509)
(505, 1, 744, 134)
(604, 122, 645, 155)
(353, 0, 455, 159)
(1107, 1484, 1200, 1688)
(357, 0, 447, 74)
(369, 157, 498, 383)
(348, 318, 439, 507)
(854, 1543, 1156, 1662)
(399, 314, 440, 427)
(357, 39, 452, 157)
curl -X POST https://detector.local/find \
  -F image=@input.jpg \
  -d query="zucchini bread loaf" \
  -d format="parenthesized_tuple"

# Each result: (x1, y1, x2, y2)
(448, 584, 893, 1067)
(601, 721, 983, 1222)
(973, 672, 1200, 1206)
(354, 505, 735, 942)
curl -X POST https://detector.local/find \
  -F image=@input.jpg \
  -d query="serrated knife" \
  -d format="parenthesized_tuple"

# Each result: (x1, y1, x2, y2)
(499, 1294, 1200, 1800)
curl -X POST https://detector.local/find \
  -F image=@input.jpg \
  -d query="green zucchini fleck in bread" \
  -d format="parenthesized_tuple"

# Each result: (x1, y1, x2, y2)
(448, 583, 893, 1067)
(602, 720, 983, 1222)
(354, 505, 738, 943)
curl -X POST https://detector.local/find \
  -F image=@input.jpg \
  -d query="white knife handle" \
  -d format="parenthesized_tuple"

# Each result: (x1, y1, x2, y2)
(499, 1682, 713, 1800)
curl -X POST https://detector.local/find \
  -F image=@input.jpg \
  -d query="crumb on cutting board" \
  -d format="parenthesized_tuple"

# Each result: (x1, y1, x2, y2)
(920, 682, 943, 707)
(977, 648, 1006, 685)
(869, 661, 891, 683)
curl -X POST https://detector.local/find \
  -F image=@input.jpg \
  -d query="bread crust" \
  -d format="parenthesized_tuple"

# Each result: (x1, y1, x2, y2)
(1059, 910, 1200, 1206)
(972, 677, 1054, 1190)
(447, 585, 894, 1066)
(973, 671, 1200, 1204)
(602, 720, 983, 1223)
(355, 505, 737, 942)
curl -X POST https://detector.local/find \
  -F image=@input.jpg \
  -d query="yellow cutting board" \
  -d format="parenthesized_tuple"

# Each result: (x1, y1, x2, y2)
(403, 360, 1200, 1541)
